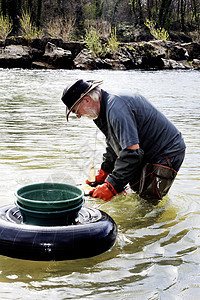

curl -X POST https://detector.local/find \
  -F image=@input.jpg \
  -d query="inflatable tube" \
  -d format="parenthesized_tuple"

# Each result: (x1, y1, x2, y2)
(0, 205, 117, 261)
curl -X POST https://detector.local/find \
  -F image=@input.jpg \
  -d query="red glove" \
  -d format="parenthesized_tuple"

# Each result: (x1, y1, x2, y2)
(86, 169, 109, 187)
(89, 180, 117, 201)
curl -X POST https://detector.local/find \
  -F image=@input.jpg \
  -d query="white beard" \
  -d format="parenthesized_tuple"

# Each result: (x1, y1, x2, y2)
(83, 108, 99, 120)
(84, 114, 98, 120)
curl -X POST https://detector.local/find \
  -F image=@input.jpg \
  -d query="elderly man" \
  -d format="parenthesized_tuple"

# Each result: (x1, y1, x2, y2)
(61, 79, 185, 203)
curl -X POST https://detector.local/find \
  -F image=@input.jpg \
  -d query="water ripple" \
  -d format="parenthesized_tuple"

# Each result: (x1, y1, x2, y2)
(0, 69, 200, 299)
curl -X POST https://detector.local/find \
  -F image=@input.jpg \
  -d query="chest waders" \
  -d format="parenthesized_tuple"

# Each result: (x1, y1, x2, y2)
(139, 163, 177, 203)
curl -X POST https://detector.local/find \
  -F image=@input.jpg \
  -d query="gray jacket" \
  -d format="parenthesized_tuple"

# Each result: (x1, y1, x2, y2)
(94, 90, 185, 192)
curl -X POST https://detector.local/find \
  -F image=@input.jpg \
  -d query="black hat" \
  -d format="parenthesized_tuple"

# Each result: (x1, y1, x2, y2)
(61, 79, 103, 121)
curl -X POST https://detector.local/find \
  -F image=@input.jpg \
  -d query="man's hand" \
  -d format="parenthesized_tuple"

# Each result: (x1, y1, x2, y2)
(89, 180, 117, 201)
(86, 169, 109, 187)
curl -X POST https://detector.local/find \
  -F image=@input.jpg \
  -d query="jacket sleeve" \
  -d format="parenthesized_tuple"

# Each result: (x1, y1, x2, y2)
(106, 148, 144, 193)
(100, 143, 118, 174)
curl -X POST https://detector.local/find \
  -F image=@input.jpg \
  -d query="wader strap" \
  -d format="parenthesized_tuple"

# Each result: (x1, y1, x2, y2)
(166, 158, 173, 169)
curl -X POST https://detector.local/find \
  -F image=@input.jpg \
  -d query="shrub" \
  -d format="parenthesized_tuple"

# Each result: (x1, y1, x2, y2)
(106, 27, 119, 54)
(46, 17, 75, 41)
(84, 24, 120, 57)
(19, 10, 44, 41)
(0, 13, 12, 43)
(145, 18, 169, 41)
(84, 27, 104, 57)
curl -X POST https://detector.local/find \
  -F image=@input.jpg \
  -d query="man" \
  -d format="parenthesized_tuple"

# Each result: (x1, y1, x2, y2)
(61, 79, 185, 203)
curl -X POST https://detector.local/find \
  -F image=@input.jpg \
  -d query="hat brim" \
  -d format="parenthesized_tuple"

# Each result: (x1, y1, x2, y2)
(66, 80, 103, 121)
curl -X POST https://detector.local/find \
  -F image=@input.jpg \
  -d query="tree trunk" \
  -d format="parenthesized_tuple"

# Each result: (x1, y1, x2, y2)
(180, 0, 186, 31)
(130, 0, 144, 25)
(158, 0, 173, 27)
(6, 0, 22, 34)
(111, 0, 121, 26)
(1, 0, 8, 16)
(36, 0, 42, 28)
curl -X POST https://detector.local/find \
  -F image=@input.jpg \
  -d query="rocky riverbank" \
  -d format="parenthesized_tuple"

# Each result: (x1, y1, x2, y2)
(0, 37, 200, 70)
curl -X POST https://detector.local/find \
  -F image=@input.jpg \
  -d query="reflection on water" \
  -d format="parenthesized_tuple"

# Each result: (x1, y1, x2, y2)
(0, 69, 200, 299)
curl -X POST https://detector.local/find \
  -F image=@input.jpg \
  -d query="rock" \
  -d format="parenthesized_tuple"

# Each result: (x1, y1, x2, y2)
(73, 49, 94, 69)
(121, 40, 196, 69)
(121, 41, 165, 69)
(74, 48, 132, 70)
(74, 49, 109, 69)
(29, 47, 44, 61)
(5, 36, 29, 46)
(0, 37, 199, 70)
(145, 40, 189, 61)
(31, 61, 55, 69)
(181, 42, 200, 60)
(147, 40, 167, 57)
(42, 42, 73, 68)
(42, 39, 86, 58)
(30, 38, 48, 52)
(60, 41, 86, 58)
(179, 60, 193, 69)
(0, 44, 32, 68)
(162, 58, 191, 69)
(103, 58, 126, 70)
(0, 40, 5, 47)
(192, 59, 200, 69)
(166, 42, 189, 61)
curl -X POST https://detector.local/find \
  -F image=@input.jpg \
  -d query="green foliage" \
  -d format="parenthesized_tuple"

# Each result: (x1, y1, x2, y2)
(127, 46, 136, 51)
(84, 24, 119, 57)
(145, 18, 169, 41)
(19, 10, 44, 41)
(106, 27, 119, 54)
(0, 13, 12, 42)
(84, 27, 104, 56)
(0, 0, 199, 42)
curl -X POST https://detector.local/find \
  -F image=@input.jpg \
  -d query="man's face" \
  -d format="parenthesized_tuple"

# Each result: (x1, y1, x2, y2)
(71, 96, 100, 120)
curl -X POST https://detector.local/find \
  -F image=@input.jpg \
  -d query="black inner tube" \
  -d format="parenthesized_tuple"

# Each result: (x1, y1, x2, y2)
(0, 205, 117, 261)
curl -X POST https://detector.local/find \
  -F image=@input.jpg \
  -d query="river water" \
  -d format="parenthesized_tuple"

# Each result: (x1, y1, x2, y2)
(0, 68, 199, 299)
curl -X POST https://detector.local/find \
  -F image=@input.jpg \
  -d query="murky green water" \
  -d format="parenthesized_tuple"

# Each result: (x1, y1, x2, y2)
(0, 69, 199, 299)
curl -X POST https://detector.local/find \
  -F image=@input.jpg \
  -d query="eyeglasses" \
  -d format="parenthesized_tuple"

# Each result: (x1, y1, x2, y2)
(72, 100, 82, 115)
(72, 97, 90, 115)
